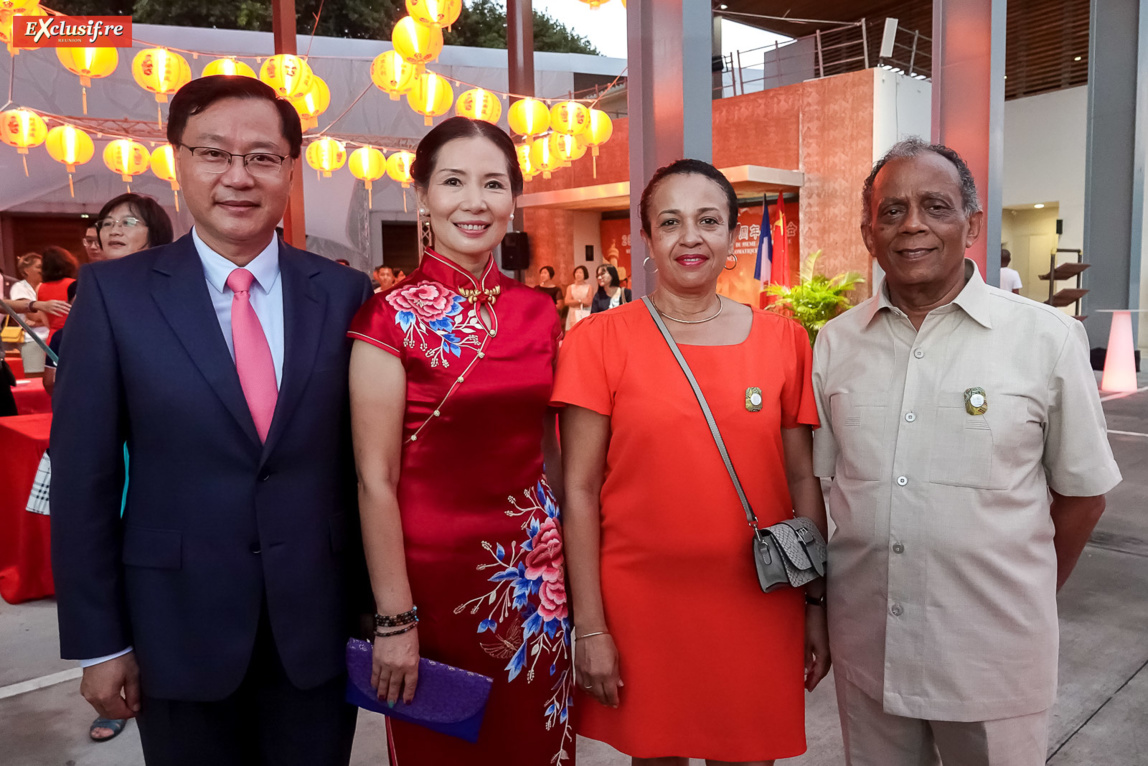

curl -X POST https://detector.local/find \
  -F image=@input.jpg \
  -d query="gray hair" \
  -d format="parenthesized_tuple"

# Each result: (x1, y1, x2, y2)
(861, 136, 981, 226)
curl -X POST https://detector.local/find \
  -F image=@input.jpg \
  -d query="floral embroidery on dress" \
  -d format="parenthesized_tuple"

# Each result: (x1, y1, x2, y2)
(386, 280, 486, 367)
(455, 479, 574, 763)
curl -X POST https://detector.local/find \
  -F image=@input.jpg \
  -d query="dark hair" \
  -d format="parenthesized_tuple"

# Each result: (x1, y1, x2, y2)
(539, 265, 555, 279)
(40, 245, 78, 282)
(96, 193, 174, 251)
(596, 264, 621, 290)
(1001, 248, 1012, 266)
(573, 265, 589, 280)
(167, 75, 303, 159)
(639, 158, 739, 236)
(862, 136, 981, 225)
(374, 265, 393, 276)
(16, 252, 41, 279)
(410, 116, 523, 196)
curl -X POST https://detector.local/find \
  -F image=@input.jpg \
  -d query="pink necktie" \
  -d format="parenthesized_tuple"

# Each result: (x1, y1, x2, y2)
(226, 268, 277, 442)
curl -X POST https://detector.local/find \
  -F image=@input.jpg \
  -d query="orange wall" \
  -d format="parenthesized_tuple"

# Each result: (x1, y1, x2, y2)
(521, 68, 877, 294)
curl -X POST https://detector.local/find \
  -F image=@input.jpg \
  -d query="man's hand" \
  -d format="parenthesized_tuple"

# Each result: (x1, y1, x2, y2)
(80, 652, 141, 720)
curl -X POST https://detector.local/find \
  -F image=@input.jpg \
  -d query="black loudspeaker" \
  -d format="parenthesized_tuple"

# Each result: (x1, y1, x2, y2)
(501, 232, 531, 270)
(585, 244, 595, 262)
(1056, 219, 1064, 235)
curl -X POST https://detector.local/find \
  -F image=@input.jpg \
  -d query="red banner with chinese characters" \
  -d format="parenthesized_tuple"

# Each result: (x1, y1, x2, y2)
(598, 217, 633, 283)
(717, 201, 801, 306)
(13, 16, 133, 48)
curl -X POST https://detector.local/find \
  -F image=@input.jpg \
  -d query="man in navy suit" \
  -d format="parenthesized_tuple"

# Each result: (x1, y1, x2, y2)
(50, 75, 373, 765)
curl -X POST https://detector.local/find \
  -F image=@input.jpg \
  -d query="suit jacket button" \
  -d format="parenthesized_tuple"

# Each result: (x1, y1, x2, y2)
(250, 544, 261, 555)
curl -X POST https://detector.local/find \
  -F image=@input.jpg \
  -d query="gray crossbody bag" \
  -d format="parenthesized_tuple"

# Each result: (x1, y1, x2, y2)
(642, 297, 827, 593)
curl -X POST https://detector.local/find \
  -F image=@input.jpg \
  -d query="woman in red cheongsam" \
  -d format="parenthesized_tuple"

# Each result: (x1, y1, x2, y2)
(347, 117, 573, 765)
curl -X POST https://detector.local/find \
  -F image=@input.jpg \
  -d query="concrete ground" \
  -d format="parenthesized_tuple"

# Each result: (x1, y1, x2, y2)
(2, 374, 1145, 766)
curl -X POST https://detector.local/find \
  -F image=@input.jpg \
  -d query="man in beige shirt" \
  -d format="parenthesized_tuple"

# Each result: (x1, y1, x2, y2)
(812, 137, 1121, 766)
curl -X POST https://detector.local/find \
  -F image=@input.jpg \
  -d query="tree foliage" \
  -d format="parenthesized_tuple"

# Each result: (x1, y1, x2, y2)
(48, 0, 599, 54)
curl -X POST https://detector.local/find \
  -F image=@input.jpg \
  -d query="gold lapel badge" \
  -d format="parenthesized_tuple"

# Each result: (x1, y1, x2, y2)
(964, 387, 988, 415)
(746, 386, 763, 412)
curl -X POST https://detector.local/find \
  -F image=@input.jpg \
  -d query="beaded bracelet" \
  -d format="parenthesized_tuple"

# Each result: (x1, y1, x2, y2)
(375, 622, 418, 638)
(374, 606, 418, 628)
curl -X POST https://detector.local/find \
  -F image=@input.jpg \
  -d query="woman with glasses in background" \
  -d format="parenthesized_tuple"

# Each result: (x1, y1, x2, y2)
(50, 192, 173, 743)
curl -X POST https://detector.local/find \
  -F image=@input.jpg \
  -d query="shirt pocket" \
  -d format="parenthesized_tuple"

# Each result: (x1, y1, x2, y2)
(928, 393, 1037, 490)
(829, 392, 889, 481)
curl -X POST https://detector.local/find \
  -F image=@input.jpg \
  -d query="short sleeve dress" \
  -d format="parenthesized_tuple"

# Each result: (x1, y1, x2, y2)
(550, 300, 818, 762)
(347, 249, 575, 765)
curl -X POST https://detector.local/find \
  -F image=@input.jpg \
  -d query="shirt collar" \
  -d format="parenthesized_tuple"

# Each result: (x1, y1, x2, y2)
(863, 259, 992, 329)
(419, 248, 500, 293)
(192, 228, 281, 295)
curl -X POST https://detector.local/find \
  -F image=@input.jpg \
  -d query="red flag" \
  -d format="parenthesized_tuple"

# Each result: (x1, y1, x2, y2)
(769, 195, 791, 287)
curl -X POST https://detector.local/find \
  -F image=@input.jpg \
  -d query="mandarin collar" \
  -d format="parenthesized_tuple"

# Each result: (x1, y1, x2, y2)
(863, 258, 991, 329)
(420, 248, 500, 293)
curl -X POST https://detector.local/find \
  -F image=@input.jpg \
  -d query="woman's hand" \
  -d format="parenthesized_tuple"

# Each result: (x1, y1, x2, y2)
(804, 604, 831, 692)
(576, 633, 623, 708)
(371, 628, 420, 706)
(37, 300, 71, 317)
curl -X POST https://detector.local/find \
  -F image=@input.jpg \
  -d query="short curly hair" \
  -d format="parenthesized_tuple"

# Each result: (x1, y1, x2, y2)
(861, 137, 981, 226)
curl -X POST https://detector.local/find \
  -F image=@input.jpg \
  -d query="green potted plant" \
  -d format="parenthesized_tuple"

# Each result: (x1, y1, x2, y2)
(764, 250, 865, 345)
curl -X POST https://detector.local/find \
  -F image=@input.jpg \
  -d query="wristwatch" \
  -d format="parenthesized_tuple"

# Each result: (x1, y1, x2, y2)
(28, 300, 37, 311)
(805, 594, 827, 608)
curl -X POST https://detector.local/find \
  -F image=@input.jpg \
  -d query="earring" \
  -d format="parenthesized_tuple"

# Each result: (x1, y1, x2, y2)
(642, 256, 658, 275)
(421, 219, 433, 250)
(419, 208, 427, 216)
(724, 253, 738, 271)
(509, 212, 515, 222)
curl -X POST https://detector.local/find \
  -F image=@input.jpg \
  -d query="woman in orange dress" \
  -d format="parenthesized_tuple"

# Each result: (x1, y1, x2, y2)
(553, 160, 830, 764)
(36, 246, 78, 343)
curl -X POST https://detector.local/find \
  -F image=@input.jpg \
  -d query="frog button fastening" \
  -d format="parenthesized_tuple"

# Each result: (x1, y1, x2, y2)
(964, 387, 988, 415)
(745, 386, 763, 412)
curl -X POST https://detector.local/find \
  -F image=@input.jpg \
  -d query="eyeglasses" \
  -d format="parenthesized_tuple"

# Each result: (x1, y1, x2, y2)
(82, 237, 99, 247)
(182, 145, 289, 177)
(95, 216, 143, 231)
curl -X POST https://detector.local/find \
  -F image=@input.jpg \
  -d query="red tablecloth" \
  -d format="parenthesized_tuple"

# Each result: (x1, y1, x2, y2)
(12, 379, 51, 415)
(0, 413, 54, 603)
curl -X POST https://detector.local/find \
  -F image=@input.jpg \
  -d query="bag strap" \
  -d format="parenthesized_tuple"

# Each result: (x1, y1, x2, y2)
(642, 296, 759, 528)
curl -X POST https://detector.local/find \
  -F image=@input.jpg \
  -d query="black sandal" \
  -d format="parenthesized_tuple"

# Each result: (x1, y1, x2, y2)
(89, 717, 127, 742)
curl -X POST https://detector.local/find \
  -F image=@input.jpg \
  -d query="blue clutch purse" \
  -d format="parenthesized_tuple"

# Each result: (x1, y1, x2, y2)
(344, 638, 494, 743)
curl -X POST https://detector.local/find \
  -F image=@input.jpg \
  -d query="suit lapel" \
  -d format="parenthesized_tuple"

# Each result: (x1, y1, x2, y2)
(150, 235, 262, 446)
(261, 241, 325, 462)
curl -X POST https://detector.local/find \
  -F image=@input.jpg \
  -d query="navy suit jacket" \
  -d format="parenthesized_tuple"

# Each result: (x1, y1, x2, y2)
(50, 234, 373, 701)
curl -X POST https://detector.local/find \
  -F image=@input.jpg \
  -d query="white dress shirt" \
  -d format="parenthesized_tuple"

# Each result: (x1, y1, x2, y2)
(80, 230, 287, 668)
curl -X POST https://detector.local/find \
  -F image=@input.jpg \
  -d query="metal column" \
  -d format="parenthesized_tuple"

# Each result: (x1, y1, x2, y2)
(931, 0, 1006, 282)
(1082, 0, 1144, 347)
(507, 0, 535, 99)
(272, 0, 306, 248)
(627, 0, 714, 298)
